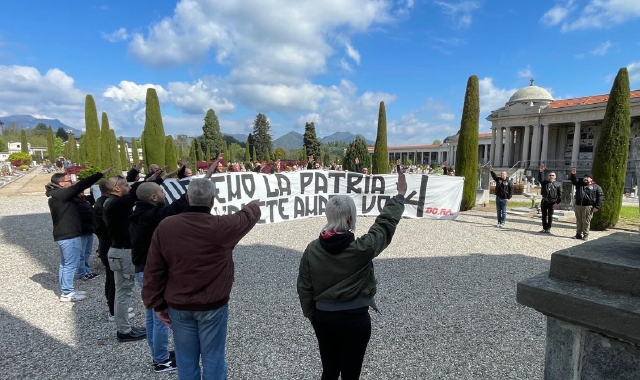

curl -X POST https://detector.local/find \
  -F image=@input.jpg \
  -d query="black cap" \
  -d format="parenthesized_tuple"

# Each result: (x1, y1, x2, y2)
(584, 173, 593, 179)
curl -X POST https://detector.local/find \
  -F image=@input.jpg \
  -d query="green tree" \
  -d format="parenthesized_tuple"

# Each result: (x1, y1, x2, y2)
(303, 122, 321, 160)
(205, 146, 211, 162)
(252, 146, 257, 162)
(34, 123, 48, 136)
(84, 94, 101, 166)
(8, 152, 32, 166)
(100, 112, 111, 168)
(189, 140, 197, 168)
(119, 136, 129, 170)
(343, 136, 371, 172)
(142, 88, 166, 171)
(432, 139, 442, 145)
(105, 130, 121, 176)
(274, 147, 285, 160)
(165, 136, 178, 170)
(197, 140, 204, 162)
(46, 126, 55, 159)
(222, 142, 229, 160)
(455, 75, 480, 211)
(66, 137, 79, 164)
(244, 138, 251, 163)
(79, 135, 87, 164)
(201, 109, 224, 157)
(131, 137, 139, 165)
(140, 133, 147, 165)
(0, 136, 5, 152)
(251, 113, 272, 161)
(20, 130, 29, 154)
(265, 148, 271, 162)
(591, 68, 631, 230)
(56, 127, 68, 142)
(229, 143, 243, 162)
(372, 101, 389, 174)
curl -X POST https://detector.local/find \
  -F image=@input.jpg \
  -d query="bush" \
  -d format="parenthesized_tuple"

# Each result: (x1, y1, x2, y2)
(77, 166, 103, 181)
(18, 165, 30, 171)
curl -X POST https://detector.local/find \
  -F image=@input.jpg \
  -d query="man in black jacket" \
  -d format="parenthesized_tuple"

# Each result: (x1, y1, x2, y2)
(569, 168, 604, 241)
(129, 182, 188, 372)
(45, 167, 111, 301)
(538, 164, 563, 234)
(489, 166, 513, 228)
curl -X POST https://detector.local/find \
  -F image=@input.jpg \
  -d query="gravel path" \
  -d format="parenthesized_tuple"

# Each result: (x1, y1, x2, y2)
(0, 173, 627, 379)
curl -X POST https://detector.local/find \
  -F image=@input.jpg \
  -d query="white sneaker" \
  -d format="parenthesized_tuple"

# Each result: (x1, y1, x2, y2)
(108, 310, 135, 321)
(60, 292, 86, 302)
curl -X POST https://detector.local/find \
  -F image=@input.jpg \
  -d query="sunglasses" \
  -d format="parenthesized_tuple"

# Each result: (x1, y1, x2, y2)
(109, 175, 126, 191)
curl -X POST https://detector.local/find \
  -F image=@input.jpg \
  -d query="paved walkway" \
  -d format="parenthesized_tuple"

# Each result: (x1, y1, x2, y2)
(0, 168, 45, 196)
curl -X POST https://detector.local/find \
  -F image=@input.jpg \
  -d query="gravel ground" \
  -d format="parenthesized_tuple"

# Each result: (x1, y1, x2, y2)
(0, 173, 628, 379)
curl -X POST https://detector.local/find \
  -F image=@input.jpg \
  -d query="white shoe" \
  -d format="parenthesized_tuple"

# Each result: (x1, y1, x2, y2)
(74, 290, 86, 295)
(108, 311, 135, 321)
(60, 292, 86, 302)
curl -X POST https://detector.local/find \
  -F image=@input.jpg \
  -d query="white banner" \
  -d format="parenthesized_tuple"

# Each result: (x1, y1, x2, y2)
(157, 171, 463, 224)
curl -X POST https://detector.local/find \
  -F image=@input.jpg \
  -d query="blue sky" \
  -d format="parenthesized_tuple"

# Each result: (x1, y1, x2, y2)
(0, 0, 639, 145)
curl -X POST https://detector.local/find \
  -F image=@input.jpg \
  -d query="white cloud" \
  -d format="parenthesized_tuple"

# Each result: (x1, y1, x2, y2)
(540, 1, 573, 26)
(590, 41, 611, 56)
(434, 1, 481, 29)
(439, 113, 455, 121)
(478, 77, 518, 113)
(103, 81, 169, 111)
(558, 0, 640, 31)
(518, 65, 533, 78)
(167, 79, 235, 115)
(345, 42, 361, 65)
(628, 62, 640, 84)
(102, 28, 129, 42)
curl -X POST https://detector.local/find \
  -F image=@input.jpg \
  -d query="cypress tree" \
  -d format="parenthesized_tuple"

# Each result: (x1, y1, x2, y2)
(131, 137, 139, 165)
(119, 136, 129, 170)
(79, 135, 87, 164)
(189, 140, 197, 169)
(68, 137, 78, 164)
(303, 122, 321, 159)
(591, 68, 631, 230)
(20, 130, 29, 154)
(47, 126, 55, 160)
(372, 101, 389, 174)
(165, 136, 178, 170)
(84, 95, 101, 167)
(201, 109, 224, 157)
(142, 88, 166, 171)
(252, 113, 273, 160)
(454, 75, 480, 211)
(252, 146, 257, 162)
(205, 146, 211, 162)
(265, 148, 271, 162)
(100, 112, 111, 168)
(106, 130, 121, 176)
(244, 137, 251, 163)
(197, 139, 204, 162)
(140, 133, 147, 166)
(343, 136, 371, 172)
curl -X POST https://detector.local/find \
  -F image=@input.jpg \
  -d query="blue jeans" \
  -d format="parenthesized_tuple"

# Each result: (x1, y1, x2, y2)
(135, 272, 170, 363)
(169, 305, 229, 380)
(57, 236, 82, 295)
(76, 234, 94, 277)
(496, 197, 507, 224)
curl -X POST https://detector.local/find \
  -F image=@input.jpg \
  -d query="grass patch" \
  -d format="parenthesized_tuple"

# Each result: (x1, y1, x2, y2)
(619, 205, 640, 224)
(488, 200, 534, 208)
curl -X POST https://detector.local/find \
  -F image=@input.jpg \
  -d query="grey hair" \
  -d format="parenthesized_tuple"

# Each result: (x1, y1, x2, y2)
(187, 178, 216, 207)
(323, 195, 357, 232)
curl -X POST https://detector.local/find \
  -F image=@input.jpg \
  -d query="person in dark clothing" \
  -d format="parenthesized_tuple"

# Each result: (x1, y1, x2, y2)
(103, 175, 146, 342)
(45, 167, 111, 301)
(569, 168, 604, 241)
(76, 190, 99, 280)
(297, 171, 407, 380)
(489, 165, 513, 228)
(94, 180, 119, 320)
(538, 163, 563, 234)
(129, 182, 188, 373)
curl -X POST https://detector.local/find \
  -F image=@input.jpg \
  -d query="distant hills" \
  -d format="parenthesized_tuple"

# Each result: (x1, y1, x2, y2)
(0, 114, 373, 148)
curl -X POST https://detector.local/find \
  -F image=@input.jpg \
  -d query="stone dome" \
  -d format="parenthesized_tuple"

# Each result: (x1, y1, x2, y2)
(508, 82, 553, 104)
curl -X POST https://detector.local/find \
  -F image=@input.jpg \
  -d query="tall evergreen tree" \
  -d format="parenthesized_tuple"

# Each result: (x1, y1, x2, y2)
(252, 146, 257, 162)
(84, 94, 101, 166)
(343, 136, 371, 172)
(20, 130, 29, 154)
(372, 101, 389, 174)
(56, 127, 69, 142)
(265, 148, 271, 162)
(131, 137, 139, 165)
(119, 136, 129, 170)
(165, 136, 178, 170)
(201, 109, 224, 157)
(140, 133, 147, 166)
(591, 68, 631, 230)
(189, 140, 197, 169)
(79, 135, 87, 164)
(106, 130, 121, 176)
(205, 146, 211, 162)
(46, 126, 55, 160)
(251, 113, 273, 161)
(142, 88, 166, 171)
(303, 122, 321, 160)
(67, 137, 79, 164)
(455, 75, 480, 211)
(197, 139, 205, 162)
(244, 137, 251, 163)
(100, 112, 111, 168)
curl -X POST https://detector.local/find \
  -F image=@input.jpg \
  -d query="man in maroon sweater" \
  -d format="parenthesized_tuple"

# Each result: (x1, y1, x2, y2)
(142, 178, 261, 380)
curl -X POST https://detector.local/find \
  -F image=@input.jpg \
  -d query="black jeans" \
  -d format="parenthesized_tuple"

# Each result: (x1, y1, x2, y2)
(100, 256, 115, 315)
(541, 200, 555, 231)
(312, 307, 371, 380)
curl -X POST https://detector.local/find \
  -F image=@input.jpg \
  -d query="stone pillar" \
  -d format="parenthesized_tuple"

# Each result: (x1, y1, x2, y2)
(522, 125, 531, 168)
(571, 121, 581, 168)
(517, 233, 640, 379)
(494, 128, 503, 167)
(540, 124, 550, 165)
(530, 124, 541, 168)
(503, 127, 513, 168)
(490, 127, 497, 164)
(438, 151, 442, 164)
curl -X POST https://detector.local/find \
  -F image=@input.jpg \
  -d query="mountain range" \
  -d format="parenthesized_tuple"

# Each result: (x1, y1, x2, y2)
(0, 114, 374, 148)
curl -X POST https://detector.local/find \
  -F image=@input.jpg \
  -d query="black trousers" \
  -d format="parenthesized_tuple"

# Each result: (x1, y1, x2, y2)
(312, 307, 371, 380)
(100, 256, 115, 315)
(541, 200, 555, 231)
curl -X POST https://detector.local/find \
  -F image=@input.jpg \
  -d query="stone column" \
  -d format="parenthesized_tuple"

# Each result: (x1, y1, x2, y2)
(503, 127, 513, 167)
(494, 128, 503, 167)
(540, 124, 550, 165)
(571, 121, 581, 168)
(490, 127, 497, 164)
(438, 151, 442, 164)
(521, 125, 531, 168)
(530, 124, 541, 168)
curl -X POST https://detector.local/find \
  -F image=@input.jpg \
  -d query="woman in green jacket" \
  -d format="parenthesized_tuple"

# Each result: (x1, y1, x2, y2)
(297, 171, 406, 379)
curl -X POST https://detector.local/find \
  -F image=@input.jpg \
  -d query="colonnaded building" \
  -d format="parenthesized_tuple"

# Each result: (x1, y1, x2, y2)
(379, 80, 640, 189)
